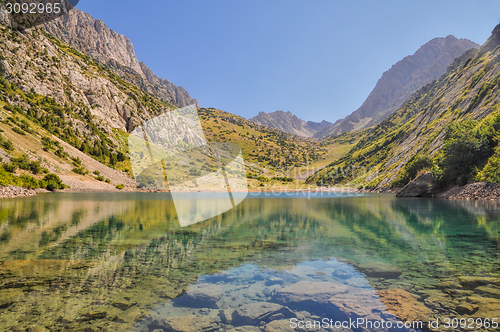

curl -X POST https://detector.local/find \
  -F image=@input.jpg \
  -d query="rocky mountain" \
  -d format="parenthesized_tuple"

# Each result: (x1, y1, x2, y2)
(43, 9, 199, 108)
(0, 15, 330, 191)
(315, 35, 480, 137)
(308, 24, 500, 190)
(306, 120, 333, 132)
(250, 111, 332, 137)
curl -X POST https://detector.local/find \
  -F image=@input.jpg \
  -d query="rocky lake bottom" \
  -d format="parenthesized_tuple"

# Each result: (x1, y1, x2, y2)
(0, 193, 499, 331)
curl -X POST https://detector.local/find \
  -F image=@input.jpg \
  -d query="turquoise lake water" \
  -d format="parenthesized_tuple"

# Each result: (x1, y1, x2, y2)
(0, 193, 499, 331)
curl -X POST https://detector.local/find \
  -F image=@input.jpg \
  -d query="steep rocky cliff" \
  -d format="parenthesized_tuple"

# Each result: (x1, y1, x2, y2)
(250, 111, 331, 137)
(43, 9, 199, 108)
(315, 36, 479, 137)
(308, 25, 500, 190)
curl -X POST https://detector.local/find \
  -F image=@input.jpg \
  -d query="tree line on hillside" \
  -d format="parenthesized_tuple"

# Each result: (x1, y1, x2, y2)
(392, 110, 500, 188)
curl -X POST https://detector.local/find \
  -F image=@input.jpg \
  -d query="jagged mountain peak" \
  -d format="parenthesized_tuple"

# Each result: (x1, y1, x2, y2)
(43, 9, 198, 108)
(250, 111, 331, 137)
(477, 23, 500, 57)
(315, 35, 480, 138)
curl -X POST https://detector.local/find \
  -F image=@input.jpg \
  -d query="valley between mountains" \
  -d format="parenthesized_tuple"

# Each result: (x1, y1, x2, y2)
(1, 8, 500, 199)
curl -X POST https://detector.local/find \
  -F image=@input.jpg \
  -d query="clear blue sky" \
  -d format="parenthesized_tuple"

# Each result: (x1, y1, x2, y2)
(76, 0, 500, 122)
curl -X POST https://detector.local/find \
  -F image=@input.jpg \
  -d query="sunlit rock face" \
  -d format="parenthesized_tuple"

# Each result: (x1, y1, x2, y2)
(43, 9, 199, 108)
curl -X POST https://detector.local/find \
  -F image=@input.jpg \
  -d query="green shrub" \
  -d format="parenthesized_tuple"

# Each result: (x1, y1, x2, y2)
(115, 184, 124, 190)
(72, 166, 88, 175)
(43, 173, 65, 191)
(12, 127, 26, 135)
(105, 178, 111, 183)
(17, 175, 40, 189)
(391, 155, 432, 187)
(0, 167, 13, 186)
(96, 175, 104, 181)
(29, 161, 42, 174)
(71, 156, 82, 166)
(476, 154, 500, 183)
(117, 151, 126, 162)
(41, 136, 57, 151)
(271, 176, 294, 182)
(110, 153, 117, 166)
(54, 148, 68, 159)
(11, 155, 30, 171)
(0, 134, 14, 151)
(2, 162, 16, 173)
(257, 176, 269, 182)
(437, 121, 492, 186)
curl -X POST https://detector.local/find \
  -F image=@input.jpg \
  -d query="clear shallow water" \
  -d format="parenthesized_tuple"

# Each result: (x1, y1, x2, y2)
(0, 193, 499, 331)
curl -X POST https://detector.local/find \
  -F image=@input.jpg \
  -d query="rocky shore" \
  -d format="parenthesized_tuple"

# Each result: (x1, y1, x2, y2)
(0, 185, 38, 199)
(395, 172, 500, 200)
(3, 178, 500, 201)
(437, 182, 500, 200)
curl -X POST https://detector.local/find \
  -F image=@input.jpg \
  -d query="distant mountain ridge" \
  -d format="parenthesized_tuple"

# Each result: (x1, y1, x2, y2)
(315, 35, 480, 137)
(43, 9, 199, 108)
(250, 111, 332, 137)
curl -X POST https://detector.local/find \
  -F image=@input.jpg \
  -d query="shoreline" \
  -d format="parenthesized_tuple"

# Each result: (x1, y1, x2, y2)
(2, 182, 500, 200)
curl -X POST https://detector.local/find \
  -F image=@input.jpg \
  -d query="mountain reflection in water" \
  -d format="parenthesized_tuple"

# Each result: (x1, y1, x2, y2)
(0, 193, 499, 331)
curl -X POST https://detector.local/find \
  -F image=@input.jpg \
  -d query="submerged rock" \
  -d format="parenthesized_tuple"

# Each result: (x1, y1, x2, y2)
(456, 303, 478, 315)
(77, 311, 107, 322)
(272, 281, 348, 305)
(112, 300, 137, 311)
(458, 276, 500, 289)
(476, 285, 500, 299)
(226, 326, 261, 332)
(265, 277, 284, 287)
(263, 319, 295, 332)
(377, 289, 431, 323)
(174, 284, 223, 309)
(329, 288, 387, 320)
(355, 262, 402, 279)
(467, 295, 500, 318)
(218, 309, 234, 324)
(231, 302, 295, 326)
(147, 315, 220, 332)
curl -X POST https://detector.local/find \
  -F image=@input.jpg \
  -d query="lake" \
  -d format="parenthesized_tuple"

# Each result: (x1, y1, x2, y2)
(0, 193, 499, 331)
